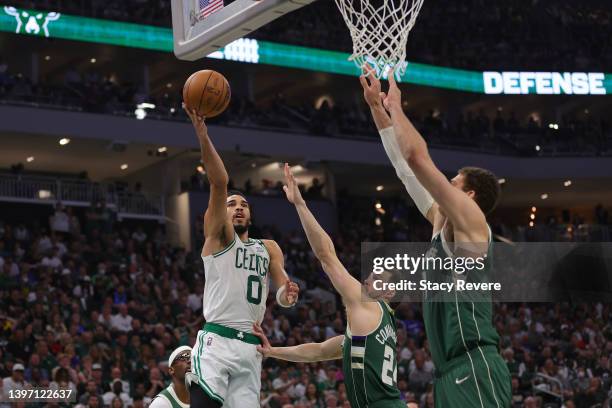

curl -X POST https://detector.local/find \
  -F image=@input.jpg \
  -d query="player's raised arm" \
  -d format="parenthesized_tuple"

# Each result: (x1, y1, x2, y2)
(253, 323, 342, 362)
(184, 105, 234, 254)
(360, 65, 436, 225)
(282, 164, 362, 306)
(382, 72, 488, 242)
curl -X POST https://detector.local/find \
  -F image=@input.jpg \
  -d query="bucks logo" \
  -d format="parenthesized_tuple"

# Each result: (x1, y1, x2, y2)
(4, 6, 61, 37)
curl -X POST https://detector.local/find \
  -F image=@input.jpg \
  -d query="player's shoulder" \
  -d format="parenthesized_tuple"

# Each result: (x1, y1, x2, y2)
(149, 394, 171, 408)
(260, 239, 282, 254)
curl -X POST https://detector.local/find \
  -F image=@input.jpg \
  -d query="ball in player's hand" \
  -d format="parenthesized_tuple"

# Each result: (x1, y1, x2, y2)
(183, 70, 231, 118)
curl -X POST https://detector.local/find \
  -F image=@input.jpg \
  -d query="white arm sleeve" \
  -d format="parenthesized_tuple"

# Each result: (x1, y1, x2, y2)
(379, 127, 434, 217)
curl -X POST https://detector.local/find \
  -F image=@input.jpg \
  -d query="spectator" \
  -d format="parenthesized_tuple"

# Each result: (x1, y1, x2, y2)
(408, 350, 433, 395)
(110, 304, 133, 333)
(307, 178, 324, 199)
(50, 203, 70, 234)
(102, 379, 132, 407)
(1, 364, 27, 404)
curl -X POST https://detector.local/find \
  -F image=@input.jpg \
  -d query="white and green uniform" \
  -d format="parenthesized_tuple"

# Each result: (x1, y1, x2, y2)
(192, 232, 270, 406)
(149, 385, 189, 408)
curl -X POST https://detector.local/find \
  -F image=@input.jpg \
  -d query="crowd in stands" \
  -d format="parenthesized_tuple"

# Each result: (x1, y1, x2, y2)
(0, 195, 611, 407)
(9, 0, 612, 72)
(185, 170, 327, 201)
(1, 61, 610, 157)
(254, 0, 612, 72)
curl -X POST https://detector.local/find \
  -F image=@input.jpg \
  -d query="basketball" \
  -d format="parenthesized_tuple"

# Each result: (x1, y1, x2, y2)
(183, 70, 231, 118)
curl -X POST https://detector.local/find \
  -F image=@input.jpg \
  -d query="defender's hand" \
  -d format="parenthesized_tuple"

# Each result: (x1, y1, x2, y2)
(383, 68, 402, 111)
(253, 323, 272, 356)
(284, 281, 299, 305)
(359, 64, 385, 109)
(283, 163, 306, 206)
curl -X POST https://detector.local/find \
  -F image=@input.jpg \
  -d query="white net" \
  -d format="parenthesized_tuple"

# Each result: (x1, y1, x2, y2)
(334, 0, 425, 78)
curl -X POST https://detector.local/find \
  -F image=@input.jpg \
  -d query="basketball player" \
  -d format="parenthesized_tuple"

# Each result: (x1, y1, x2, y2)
(360, 65, 511, 407)
(253, 163, 405, 408)
(184, 106, 300, 407)
(150, 346, 191, 408)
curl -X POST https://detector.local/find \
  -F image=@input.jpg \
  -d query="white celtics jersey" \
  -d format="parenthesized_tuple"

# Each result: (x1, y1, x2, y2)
(202, 233, 270, 332)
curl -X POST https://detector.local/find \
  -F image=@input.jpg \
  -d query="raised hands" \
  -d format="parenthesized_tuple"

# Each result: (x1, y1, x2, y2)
(282, 163, 306, 206)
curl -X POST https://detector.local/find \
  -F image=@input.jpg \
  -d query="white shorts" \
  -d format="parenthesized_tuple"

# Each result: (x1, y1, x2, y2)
(191, 328, 262, 407)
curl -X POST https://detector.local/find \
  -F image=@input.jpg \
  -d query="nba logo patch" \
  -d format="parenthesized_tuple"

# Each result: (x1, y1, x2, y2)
(207, 337, 213, 346)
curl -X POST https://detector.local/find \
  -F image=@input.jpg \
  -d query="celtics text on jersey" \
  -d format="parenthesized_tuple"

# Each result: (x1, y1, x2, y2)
(201, 233, 270, 332)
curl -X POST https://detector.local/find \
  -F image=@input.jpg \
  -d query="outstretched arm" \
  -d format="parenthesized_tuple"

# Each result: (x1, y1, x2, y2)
(282, 164, 362, 306)
(184, 105, 234, 254)
(382, 72, 487, 241)
(254, 323, 342, 362)
(360, 66, 436, 224)
(263, 239, 299, 307)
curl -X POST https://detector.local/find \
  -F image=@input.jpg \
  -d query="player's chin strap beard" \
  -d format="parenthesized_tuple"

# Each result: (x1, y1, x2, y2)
(234, 223, 249, 234)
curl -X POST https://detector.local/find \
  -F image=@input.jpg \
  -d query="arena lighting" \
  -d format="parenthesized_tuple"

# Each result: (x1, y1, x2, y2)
(90, 58, 96, 63)
(38, 190, 52, 199)
(120, 164, 128, 170)
(196, 165, 205, 174)
(548, 123, 559, 130)
(59, 138, 70, 145)
(135, 103, 156, 120)
(26, 156, 34, 162)
(529, 221, 534, 227)
(541, 194, 549, 200)
(157, 146, 167, 153)
(376, 185, 384, 191)
(530, 214, 536, 220)
(170, 108, 176, 113)
(375, 202, 382, 209)
(135, 108, 146, 120)
(531, 206, 537, 212)
(498, 178, 506, 185)
(375, 217, 382, 226)
(2, 6, 610, 95)
(535, 145, 541, 151)
(250, 163, 257, 168)
(166, 83, 173, 88)
(44, 55, 50, 60)
(564, 180, 572, 187)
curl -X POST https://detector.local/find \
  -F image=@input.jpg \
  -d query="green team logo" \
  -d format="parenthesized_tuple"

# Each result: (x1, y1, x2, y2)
(4, 6, 61, 37)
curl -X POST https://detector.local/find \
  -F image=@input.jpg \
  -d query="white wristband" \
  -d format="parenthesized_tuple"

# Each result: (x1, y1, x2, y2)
(276, 285, 293, 308)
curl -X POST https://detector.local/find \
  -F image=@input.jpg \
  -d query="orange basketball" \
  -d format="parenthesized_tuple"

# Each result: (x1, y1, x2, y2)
(183, 70, 231, 118)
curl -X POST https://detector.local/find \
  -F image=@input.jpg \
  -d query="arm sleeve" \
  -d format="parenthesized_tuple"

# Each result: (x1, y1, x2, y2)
(379, 127, 434, 217)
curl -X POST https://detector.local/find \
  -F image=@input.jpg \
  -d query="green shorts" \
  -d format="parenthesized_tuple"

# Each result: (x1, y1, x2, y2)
(434, 346, 511, 408)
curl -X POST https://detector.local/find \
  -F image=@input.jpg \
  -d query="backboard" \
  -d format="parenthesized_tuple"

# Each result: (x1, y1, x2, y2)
(171, 0, 317, 61)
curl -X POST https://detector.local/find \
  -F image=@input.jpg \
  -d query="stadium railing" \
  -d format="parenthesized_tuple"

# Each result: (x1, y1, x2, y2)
(0, 173, 165, 220)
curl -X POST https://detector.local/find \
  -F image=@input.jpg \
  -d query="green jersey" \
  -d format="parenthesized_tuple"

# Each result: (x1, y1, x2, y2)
(150, 385, 189, 408)
(342, 301, 404, 408)
(423, 228, 499, 371)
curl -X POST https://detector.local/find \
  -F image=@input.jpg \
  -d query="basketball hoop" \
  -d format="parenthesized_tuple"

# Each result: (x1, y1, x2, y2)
(334, 0, 425, 78)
